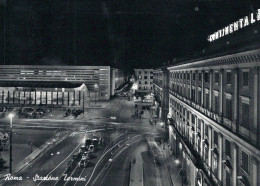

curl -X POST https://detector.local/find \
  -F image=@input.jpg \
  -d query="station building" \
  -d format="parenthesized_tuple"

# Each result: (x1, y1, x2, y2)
(167, 48, 260, 186)
(0, 65, 111, 106)
(110, 68, 127, 96)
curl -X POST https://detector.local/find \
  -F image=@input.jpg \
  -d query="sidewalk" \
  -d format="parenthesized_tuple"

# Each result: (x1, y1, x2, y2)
(0, 130, 70, 180)
(147, 137, 184, 186)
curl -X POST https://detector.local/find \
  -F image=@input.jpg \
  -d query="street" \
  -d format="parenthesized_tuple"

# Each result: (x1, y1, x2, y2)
(0, 95, 177, 186)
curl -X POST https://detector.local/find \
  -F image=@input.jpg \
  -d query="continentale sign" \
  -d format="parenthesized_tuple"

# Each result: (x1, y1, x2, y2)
(208, 9, 260, 42)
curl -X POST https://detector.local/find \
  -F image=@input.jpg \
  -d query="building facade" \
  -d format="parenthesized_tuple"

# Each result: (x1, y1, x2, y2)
(153, 67, 169, 124)
(134, 69, 153, 92)
(110, 68, 127, 96)
(167, 49, 260, 186)
(0, 65, 111, 105)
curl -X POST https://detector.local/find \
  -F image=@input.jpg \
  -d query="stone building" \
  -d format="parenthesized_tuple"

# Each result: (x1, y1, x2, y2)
(167, 49, 260, 186)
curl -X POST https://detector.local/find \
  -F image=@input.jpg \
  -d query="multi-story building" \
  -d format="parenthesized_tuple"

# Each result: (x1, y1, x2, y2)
(134, 69, 153, 92)
(0, 65, 111, 106)
(110, 68, 127, 96)
(153, 67, 169, 124)
(167, 49, 260, 186)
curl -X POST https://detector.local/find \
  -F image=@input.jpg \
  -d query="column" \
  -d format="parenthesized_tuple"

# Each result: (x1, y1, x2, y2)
(29, 91, 31, 104)
(68, 92, 70, 106)
(218, 133, 223, 181)
(190, 72, 193, 100)
(51, 91, 53, 105)
(74, 91, 76, 105)
(208, 126, 212, 175)
(13, 91, 15, 104)
(232, 143, 238, 186)
(62, 91, 64, 105)
(56, 91, 58, 105)
(7, 91, 9, 104)
(253, 67, 258, 144)
(24, 91, 25, 104)
(46, 91, 47, 105)
(209, 70, 213, 111)
(79, 91, 81, 105)
(2, 91, 4, 103)
(35, 90, 36, 105)
(200, 120, 204, 157)
(40, 91, 42, 104)
(252, 157, 259, 186)
(201, 71, 204, 107)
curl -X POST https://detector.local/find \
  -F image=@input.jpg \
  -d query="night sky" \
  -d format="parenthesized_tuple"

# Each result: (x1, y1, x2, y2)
(0, 0, 260, 72)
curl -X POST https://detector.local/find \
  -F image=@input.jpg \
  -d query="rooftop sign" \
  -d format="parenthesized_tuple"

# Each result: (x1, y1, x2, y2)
(208, 9, 260, 42)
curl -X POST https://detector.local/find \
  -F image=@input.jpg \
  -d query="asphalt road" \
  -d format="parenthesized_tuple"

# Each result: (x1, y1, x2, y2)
(1, 94, 167, 186)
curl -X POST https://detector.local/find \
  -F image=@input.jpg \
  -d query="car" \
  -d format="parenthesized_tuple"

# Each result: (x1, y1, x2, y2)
(79, 157, 89, 168)
(79, 145, 86, 155)
(92, 138, 99, 146)
(88, 145, 95, 153)
(82, 151, 92, 159)
(85, 138, 92, 148)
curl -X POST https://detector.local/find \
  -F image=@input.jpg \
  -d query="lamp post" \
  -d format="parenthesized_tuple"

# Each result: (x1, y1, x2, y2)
(94, 84, 98, 105)
(8, 113, 14, 173)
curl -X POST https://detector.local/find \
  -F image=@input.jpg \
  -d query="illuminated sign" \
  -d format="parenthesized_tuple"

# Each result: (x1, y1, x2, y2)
(208, 9, 260, 42)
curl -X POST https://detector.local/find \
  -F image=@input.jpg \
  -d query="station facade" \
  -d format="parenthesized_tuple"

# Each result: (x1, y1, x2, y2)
(0, 65, 111, 106)
(167, 49, 260, 186)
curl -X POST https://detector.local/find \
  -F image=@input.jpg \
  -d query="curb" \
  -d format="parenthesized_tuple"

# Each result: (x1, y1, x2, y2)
(0, 131, 70, 182)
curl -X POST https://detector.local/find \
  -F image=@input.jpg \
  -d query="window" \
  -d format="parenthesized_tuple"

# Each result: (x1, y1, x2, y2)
(151, 87, 153, 90)
(193, 73, 196, 81)
(226, 99, 232, 120)
(139, 71, 141, 74)
(205, 125, 208, 137)
(191, 88, 195, 102)
(139, 81, 141, 84)
(150, 76, 153, 79)
(241, 103, 249, 129)
(214, 131, 218, 145)
(205, 146, 209, 164)
(145, 81, 147, 84)
(150, 71, 153, 74)
(138, 75, 142, 79)
(226, 170, 231, 186)
(215, 72, 219, 83)
(144, 76, 147, 79)
(226, 71, 231, 84)
(205, 93, 209, 109)
(204, 72, 209, 83)
(144, 86, 147, 90)
(241, 151, 249, 173)
(139, 87, 141, 90)
(187, 73, 190, 80)
(214, 96, 219, 114)
(145, 71, 147, 74)
(242, 71, 249, 87)
(198, 90, 201, 105)
(184, 73, 186, 80)
(225, 140, 231, 157)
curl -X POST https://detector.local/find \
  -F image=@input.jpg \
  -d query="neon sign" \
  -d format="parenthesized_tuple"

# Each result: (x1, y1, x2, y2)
(208, 9, 260, 42)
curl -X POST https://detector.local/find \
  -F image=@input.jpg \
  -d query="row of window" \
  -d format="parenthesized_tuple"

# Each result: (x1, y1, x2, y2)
(139, 81, 152, 85)
(138, 86, 153, 90)
(138, 75, 153, 79)
(171, 100, 250, 183)
(170, 70, 249, 87)
(138, 71, 153, 74)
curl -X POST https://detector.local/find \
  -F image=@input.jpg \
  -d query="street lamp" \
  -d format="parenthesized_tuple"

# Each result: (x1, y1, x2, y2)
(94, 84, 98, 105)
(8, 113, 14, 173)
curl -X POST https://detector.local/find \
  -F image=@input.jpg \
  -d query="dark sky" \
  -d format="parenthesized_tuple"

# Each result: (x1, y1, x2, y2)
(0, 0, 260, 71)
